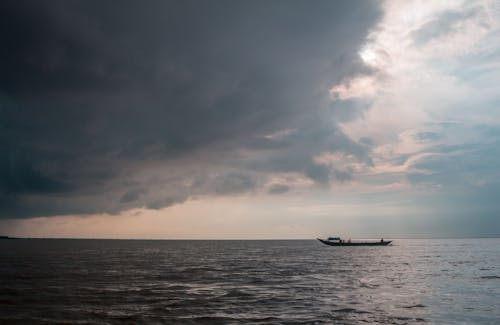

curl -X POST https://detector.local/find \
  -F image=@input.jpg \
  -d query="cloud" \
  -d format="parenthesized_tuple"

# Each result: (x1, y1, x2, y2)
(119, 188, 143, 203)
(212, 173, 257, 196)
(0, 0, 381, 218)
(328, 0, 500, 226)
(268, 184, 290, 195)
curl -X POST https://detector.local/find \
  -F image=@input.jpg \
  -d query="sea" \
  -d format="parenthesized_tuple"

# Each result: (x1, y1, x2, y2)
(0, 238, 499, 324)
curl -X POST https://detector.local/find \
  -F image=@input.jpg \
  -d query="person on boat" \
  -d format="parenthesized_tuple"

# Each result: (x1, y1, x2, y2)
(381, 238, 384, 243)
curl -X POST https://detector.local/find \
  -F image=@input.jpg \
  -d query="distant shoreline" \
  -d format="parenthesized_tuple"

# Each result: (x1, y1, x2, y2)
(1, 236, 499, 240)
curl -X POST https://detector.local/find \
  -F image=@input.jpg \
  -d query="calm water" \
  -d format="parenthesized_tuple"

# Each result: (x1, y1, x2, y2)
(0, 239, 499, 324)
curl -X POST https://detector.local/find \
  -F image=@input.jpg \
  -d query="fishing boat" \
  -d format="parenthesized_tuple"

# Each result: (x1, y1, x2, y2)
(317, 236, 392, 246)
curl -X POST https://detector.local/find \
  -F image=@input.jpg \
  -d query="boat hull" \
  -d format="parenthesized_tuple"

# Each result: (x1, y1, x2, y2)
(317, 238, 392, 246)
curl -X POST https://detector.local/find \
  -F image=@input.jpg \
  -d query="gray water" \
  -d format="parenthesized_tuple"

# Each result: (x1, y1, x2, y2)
(0, 239, 499, 324)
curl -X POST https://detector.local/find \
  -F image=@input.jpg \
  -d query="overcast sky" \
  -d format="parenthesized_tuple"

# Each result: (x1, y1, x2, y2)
(1, 0, 499, 238)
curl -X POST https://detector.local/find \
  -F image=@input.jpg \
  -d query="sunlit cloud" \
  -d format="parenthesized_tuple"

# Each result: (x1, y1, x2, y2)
(331, 0, 500, 193)
(330, 76, 377, 100)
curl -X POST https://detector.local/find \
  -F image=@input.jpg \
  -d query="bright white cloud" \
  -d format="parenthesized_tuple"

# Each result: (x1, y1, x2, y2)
(331, 0, 500, 190)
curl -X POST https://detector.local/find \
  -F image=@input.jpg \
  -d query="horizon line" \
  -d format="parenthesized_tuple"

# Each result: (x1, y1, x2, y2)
(2, 235, 500, 240)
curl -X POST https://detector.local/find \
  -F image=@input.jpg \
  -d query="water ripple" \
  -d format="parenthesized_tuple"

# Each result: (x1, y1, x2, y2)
(1, 239, 499, 323)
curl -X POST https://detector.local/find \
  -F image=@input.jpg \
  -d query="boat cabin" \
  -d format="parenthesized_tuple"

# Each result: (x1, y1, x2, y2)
(327, 237, 341, 241)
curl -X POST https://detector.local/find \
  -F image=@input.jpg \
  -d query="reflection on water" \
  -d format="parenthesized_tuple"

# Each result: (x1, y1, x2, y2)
(0, 239, 499, 324)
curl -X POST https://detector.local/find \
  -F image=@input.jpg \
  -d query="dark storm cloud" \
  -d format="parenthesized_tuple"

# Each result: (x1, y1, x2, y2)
(0, 0, 381, 218)
(213, 173, 256, 195)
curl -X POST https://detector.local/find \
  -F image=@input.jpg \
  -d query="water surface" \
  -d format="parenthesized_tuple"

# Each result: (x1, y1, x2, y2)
(1, 239, 499, 324)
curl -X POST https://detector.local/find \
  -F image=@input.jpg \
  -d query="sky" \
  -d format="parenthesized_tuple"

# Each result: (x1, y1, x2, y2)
(1, 0, 500, 239)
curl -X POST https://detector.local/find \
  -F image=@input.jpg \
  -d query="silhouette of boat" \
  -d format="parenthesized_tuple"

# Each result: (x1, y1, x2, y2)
(317, 236, 392, 246)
